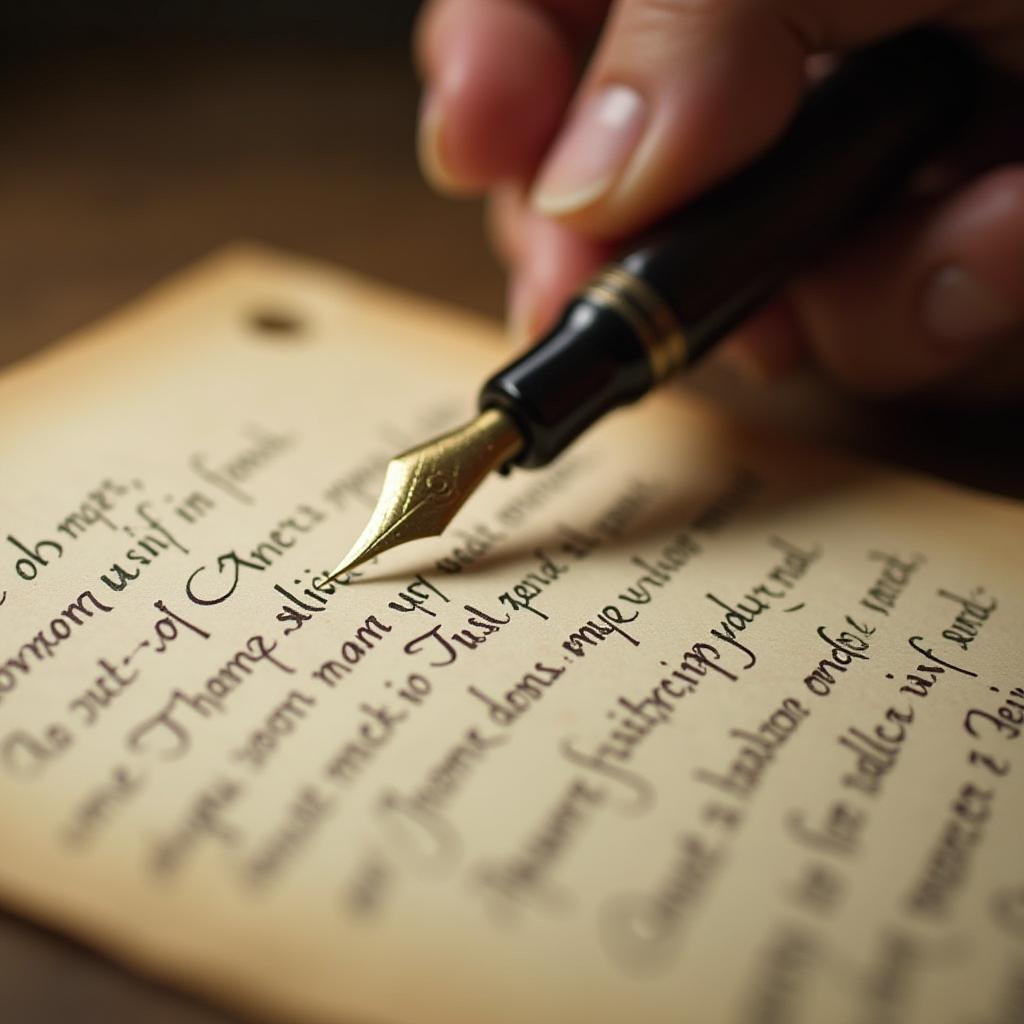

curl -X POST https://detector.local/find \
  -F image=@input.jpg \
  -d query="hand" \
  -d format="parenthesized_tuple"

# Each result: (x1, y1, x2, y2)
(414, 0, 1024, 399)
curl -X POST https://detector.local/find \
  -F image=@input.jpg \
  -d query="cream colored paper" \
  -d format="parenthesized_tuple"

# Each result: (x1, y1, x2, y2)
(0, 246, 1021, 1024)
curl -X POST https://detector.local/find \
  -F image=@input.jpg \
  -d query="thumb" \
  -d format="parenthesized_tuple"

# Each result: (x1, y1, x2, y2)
(528, 0, 945, 239)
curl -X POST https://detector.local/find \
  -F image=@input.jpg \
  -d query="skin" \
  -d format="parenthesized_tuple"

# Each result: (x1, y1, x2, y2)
(413, 0, 1024, 400)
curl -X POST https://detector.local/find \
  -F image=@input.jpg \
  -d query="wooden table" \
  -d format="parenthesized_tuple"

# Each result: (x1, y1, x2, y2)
(0, 29, 1018, 1024)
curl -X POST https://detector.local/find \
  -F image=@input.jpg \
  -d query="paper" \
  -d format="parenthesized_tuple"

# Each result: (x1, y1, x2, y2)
(0, 245, 1022, 1024)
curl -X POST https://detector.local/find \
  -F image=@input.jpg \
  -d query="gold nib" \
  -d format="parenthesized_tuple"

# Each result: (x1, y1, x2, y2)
(328, 407, 523, 579)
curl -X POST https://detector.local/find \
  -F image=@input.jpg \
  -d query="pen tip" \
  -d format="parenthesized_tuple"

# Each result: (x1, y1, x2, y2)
(329, 408, 522, 579)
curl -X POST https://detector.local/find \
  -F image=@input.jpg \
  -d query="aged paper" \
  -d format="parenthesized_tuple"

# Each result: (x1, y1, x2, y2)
(0, 245, 1022, 1024)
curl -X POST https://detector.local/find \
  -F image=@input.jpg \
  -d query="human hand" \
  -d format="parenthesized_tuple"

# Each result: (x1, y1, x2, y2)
(415, 0, 1024, 399)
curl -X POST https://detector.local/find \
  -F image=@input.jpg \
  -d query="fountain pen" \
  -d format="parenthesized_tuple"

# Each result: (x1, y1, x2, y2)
(329, 28, 980, 579)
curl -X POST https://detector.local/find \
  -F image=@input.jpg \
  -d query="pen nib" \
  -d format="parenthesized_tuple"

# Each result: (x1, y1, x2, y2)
(328, 407, 523, 579)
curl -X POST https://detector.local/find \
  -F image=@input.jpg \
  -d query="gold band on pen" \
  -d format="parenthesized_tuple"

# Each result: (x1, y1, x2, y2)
(582, 266, 688, 383)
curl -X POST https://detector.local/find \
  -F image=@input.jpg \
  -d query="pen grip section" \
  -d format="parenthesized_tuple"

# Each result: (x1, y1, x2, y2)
(625, 28, 981, 359)
(480, 298, 653, 469)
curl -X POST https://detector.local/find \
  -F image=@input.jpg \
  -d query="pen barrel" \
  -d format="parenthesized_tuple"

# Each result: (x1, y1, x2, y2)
(482, 28, 982, 468)
(626, 28, 982, 358)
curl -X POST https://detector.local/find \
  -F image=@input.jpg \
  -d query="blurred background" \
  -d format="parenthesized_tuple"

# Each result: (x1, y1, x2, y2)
(0, 4, 1019, 1022)
(0, 0, 504, 374)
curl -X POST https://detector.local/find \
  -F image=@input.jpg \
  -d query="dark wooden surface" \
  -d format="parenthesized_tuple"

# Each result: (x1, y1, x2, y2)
(0, 38, 503, 373)
(0, 26, 1019, 1024)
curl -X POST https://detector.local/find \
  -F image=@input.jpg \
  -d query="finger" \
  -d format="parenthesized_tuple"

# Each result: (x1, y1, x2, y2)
(527, 0, 1017, 239)
(486, 182, 529, 269)
(711, 300, 810, 384)
(498, 194, 614, 344)
(529, 0, 804, 235)
(415, 0, 606, 193)
(790, 166, 1024, 397)
(489, 183, 609, 344)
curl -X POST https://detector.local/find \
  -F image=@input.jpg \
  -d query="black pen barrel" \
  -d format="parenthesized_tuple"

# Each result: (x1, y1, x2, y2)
(480, 28, 982, 469)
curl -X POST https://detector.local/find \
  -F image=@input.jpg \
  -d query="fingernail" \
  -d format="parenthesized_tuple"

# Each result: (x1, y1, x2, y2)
(921, 265, 1020, 347)
(531, 84, 646, 217)
(417, 91, 462, 195)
